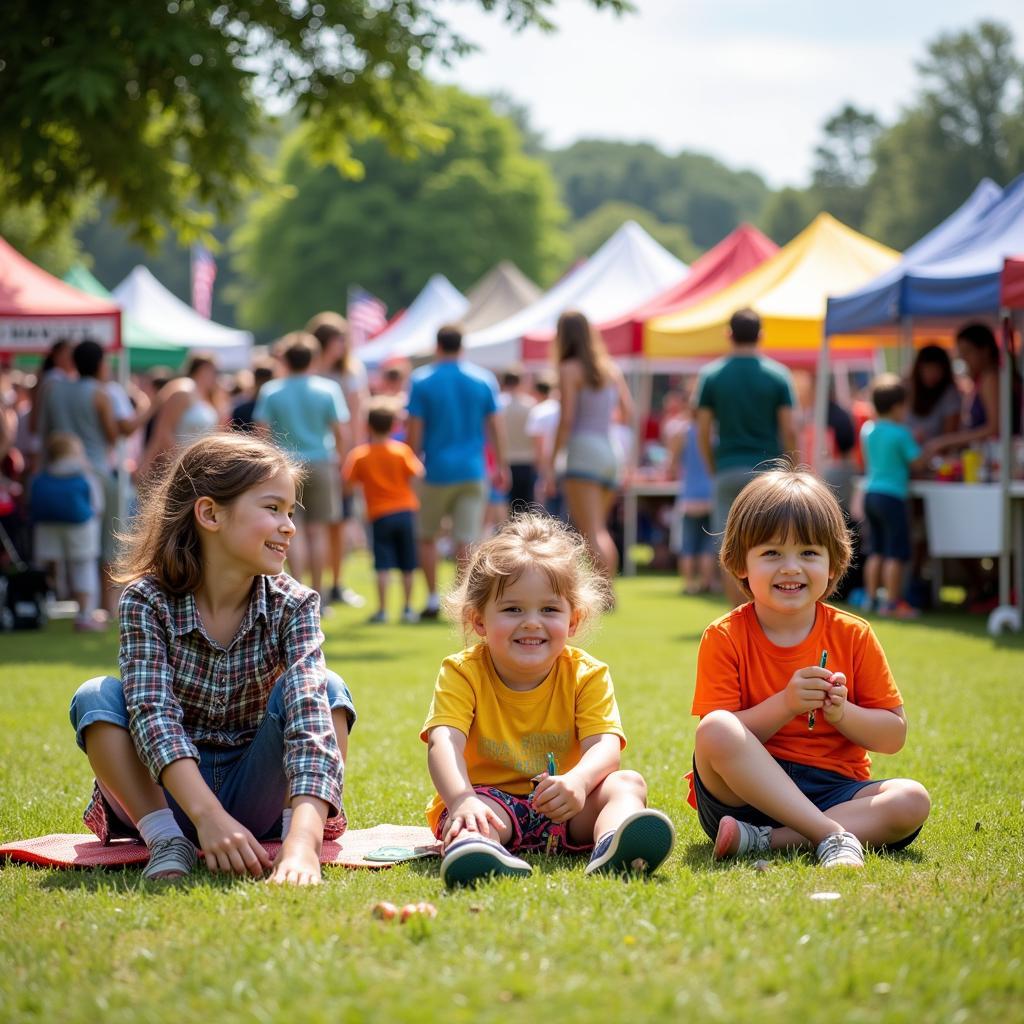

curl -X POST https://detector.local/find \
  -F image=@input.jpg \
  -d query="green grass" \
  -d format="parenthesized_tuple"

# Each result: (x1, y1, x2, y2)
(2, 557, 1023, 1023)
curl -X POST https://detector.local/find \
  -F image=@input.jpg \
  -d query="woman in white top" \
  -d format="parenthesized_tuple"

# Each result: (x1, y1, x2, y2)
(139, 355, 222, 477)
(306, 311, 369, 608)
(544, 310, 633, 597)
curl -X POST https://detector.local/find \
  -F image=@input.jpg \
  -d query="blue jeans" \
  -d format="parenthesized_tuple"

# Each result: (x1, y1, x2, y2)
(69, 672, 355, 844)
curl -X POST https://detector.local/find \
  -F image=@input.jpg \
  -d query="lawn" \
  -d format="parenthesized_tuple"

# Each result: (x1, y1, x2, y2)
(1, 557, 1022, 1024)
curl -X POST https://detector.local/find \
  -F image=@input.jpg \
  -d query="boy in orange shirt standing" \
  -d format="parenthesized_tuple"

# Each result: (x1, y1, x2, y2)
(343, 402, 424, 624)
(689, 465, 930, 867)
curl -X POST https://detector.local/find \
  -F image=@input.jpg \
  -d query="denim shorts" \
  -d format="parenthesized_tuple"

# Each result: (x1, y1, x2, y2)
(864, 491, 911, 561)
(434, 786, 594, 855)
(679, 512, 714, 557)
(370, 510, 417, 572)
(691, 757, 921, 851)
(70, 671, 355, 845)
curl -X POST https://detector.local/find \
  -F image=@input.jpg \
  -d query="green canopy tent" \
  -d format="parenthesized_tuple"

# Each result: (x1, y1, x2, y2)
(62, 265, 189, 371)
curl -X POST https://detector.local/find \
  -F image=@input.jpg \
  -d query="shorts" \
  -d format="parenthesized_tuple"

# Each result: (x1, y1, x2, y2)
(370, 510, 417, 572)
(690, 757, 921, 852)
(864, 492, 911, 561)
(508, 463, 538, 514)
(99, 471, 119, 564)
(564, 433, 619, 489)
(678, 512, 714, 557)
(711, 468, 758, 543)
(34, 519, 100, 562)
(418, 479, 488, 544)
(434, 785, 594, 855)
(299, 460, 342, 524)
(70, 670, 356, 845)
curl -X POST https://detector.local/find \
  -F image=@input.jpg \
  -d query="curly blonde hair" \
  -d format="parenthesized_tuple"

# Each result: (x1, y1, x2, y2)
(444, 513, 611, 637)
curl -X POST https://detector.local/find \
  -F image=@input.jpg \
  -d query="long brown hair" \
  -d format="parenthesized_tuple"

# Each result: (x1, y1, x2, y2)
(554, 310, 611, 389)
(305, 310, 352, 375)
(114, 432, 303, 594)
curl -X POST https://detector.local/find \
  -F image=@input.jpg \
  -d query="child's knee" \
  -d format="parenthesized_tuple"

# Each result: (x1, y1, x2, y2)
(605, 769, 647, 803)
(890, 780, 931, 831)
(70, 675, 127, 749)
(694, 710, 744, 759)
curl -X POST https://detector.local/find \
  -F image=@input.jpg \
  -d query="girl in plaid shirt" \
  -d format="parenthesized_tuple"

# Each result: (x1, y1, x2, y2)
(69, 433, 356, 884)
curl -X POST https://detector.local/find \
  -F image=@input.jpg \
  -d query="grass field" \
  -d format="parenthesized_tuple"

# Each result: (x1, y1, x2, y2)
(2, 557, 1022, 1023)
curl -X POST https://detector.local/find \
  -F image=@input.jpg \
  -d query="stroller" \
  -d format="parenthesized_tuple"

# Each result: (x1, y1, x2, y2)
(0, 519, 47, 630)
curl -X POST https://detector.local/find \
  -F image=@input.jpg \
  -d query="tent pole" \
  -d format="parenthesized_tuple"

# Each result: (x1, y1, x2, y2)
(116, 349, 130, 542)
(898, 316, 913, 375)
(811, 327, 831, 474)
(997, 311, 1013, 618)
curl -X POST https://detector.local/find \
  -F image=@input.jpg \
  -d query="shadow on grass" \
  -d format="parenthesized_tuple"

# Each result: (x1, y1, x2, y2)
(676, 839, 926, 872)
(837, 603, 1024, 649)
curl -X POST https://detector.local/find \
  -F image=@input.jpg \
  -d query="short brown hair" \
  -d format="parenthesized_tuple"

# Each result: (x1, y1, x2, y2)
(437, 324, 462, 354)
(280, 331, 318, 372)
(367, 401, 396, 436)
(45, 431, 84, 463)
(719, 464, 852, 599)
(114, 433, 303, 594)
(870, 373, 907, 416)
(729, 308, 761, 344)
(444, 513, 610, 636)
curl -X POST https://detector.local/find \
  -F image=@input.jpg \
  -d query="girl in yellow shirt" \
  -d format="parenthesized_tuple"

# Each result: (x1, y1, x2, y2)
(421, 513, 674, 887)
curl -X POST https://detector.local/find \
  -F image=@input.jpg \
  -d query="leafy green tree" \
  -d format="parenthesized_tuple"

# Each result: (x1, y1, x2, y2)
(865, 20, 1024, 248)
(1, 0, 630, 246)
(546, 141, 769, 249)
(0, 186, 94, 277)
(760, 187, 824, 246)
(233, 87, 569, 336)
(811, 104, 882, 230)
(568, 201, 698, 264)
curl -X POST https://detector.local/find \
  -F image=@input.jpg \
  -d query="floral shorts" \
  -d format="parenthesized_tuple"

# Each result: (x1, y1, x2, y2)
(435, 786, 594, 855)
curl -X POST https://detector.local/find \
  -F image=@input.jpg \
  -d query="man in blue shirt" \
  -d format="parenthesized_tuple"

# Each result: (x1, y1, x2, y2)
(255, 333, 349, 604)
(406, 325, 508, 618)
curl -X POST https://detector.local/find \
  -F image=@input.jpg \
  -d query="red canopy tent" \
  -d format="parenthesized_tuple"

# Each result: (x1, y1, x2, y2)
(1001, 255, 1024, 307)
(520, 224, 778, 361)
(0, 236, 121, 356)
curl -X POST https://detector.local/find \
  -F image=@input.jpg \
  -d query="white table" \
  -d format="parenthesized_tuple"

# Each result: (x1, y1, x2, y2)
(621, 480, 679, 576)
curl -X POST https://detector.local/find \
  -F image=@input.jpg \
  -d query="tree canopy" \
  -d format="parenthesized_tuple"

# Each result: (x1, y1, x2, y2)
(568, 201, 698, 264)
(1, 0, 630, 245)
(233, 87, 568, 337)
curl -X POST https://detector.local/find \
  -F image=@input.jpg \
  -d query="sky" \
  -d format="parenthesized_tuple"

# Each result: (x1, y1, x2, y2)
(435, 0, 1024, 188)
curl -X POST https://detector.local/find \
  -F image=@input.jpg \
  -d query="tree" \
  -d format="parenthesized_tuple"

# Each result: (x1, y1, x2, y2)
(545, 141, 770, 250)
(1, 0, 631, 246)
(760, 187, 823, 246)
(233, 87, 569, 336)
(568, 201, 698, 264)
(811, 104, 883, 229)
(864, 20, 1024, 248)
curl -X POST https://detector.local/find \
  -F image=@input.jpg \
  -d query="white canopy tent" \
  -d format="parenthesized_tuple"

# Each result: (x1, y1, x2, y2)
(357, 274, 468, 366)
(461, 221, 688, 369)
(113, 266, 252, 371)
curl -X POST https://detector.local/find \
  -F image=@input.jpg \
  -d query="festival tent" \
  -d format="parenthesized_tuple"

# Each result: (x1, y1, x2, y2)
(462, 221, 688, 369)
(112, 266, 252, 371)
(643, 213, 899, 366)
(461, 261, 542, 334)
(63, 265, 189, 370)
(1003, 255, 1024, 308)
(357, 274, 468, 367)
(525, 223, 778, 361)
(0, 236, 121, 355)
(824, 178, 1005, 336)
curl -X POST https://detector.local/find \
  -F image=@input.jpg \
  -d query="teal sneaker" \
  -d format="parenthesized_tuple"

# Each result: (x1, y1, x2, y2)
(440, 836, 533, 888)
(585, 809, 675, 876)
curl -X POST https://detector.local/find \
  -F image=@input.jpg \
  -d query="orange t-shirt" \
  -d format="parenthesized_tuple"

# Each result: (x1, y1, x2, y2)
(692, 602, 902, 781)
(343, 439, 422, 521)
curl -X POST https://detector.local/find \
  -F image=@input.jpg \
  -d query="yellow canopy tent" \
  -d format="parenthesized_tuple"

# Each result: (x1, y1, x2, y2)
(643, 214, 900, 362)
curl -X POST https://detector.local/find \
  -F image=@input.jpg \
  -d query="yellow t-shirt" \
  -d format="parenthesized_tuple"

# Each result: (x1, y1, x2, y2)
(420, 643, 626, 831)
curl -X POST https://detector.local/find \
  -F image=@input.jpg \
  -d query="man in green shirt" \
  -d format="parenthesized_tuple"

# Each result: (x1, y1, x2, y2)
(695, 308, 798, 604)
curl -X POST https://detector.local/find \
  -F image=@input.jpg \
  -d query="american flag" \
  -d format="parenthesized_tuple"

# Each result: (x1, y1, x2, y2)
(347, 285, 387, 346)
(191, 244, 217, 319)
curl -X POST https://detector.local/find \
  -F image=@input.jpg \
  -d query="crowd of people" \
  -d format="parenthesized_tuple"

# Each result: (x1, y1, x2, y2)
(0, 306, 1017, 633)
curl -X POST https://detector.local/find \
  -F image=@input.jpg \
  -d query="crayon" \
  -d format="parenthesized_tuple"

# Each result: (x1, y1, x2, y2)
(545, 752, 558, 855)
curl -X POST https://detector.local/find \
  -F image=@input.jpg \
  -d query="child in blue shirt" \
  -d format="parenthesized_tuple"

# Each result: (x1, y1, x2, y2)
(859, 375, 931, 618)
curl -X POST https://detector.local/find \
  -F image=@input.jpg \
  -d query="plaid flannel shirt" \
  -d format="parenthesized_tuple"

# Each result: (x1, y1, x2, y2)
(114, 573, 342, 812)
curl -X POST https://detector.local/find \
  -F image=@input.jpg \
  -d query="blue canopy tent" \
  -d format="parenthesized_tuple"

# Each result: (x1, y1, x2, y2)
(819, 175, 1024, 633)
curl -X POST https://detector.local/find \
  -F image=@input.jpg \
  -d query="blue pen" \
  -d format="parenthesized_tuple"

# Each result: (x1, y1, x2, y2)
(544, 752, 559, 855)
(808, 650, 828, 730)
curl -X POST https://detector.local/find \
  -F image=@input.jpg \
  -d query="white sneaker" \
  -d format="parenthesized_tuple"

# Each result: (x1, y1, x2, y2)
(816, 830, 864, 868)
(401, 608, 419, 624)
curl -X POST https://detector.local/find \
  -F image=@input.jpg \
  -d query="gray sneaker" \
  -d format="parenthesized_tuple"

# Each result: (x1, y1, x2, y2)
(142, 835, 197, 880)
(816, 830, 864, 868)
(713, 815, 772, 860)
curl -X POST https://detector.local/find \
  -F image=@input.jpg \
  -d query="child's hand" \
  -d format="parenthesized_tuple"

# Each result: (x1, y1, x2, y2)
(268, 840, 322, 886)
(783, 666, 833, 717)
(194, 806, 274, 877)
(822, 672, 848, 725)
(531, 772, 586, 824)
(443, 795, 505, 846)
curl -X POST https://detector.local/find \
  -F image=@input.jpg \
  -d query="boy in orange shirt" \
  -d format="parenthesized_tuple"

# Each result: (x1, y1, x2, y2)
(343, 402, 424, 624)
(690, 465, 930, 867)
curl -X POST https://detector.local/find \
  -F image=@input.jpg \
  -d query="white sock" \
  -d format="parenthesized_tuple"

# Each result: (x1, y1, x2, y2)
(280, 808, 293, 839)
(425, 592, 440, 611)
(137, 808, 185, 848)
